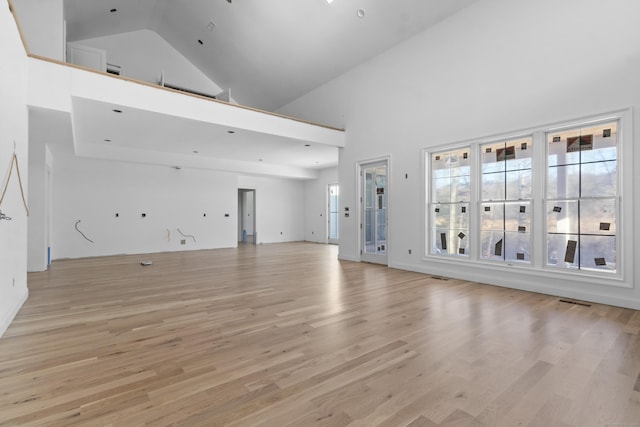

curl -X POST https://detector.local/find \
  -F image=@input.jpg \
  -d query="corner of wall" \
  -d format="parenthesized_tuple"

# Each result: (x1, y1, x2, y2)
(1, 0, 32, 339)
(0, 287, 28, 338)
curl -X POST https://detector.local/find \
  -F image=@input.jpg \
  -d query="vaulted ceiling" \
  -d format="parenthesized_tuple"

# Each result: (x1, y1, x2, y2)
(18, 0, 480, 178)
(64, 0, 479, 111)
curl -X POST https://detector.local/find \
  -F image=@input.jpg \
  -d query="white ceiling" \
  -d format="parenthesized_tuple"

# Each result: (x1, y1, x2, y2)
(64, 0, 479, 111)
(52, 0, 480, 177)
(71, 96, 341, 173)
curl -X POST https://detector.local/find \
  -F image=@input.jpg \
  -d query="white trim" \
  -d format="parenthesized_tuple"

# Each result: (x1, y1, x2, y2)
(390, 260, 640, 310)
(338, 253, 360, 262)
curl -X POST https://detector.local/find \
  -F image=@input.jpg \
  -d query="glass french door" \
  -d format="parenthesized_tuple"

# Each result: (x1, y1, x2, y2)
(328, 184, 339, 244)
(361, 160, 388, 264)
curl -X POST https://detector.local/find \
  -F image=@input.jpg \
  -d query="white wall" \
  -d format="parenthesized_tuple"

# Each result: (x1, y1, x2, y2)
(27, 114, 48, 271)
(71, 29, 222, 97)
(28, 108, 68, 271)
(0, 1, 30, 336)
(280, 0, 640, 308)
(50, 143, 238, 259)
(304, 167, 338, 243)
(238, 175, 306, 244)
(44, 142, 309, 259)
(12, 0, 63, 60)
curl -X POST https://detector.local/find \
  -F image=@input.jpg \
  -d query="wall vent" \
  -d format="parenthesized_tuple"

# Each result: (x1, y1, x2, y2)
(106, 63, 121, 75)
(559, 299, 591, 307)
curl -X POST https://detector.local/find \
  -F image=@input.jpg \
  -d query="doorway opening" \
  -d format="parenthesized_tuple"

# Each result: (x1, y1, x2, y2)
(46, 165, 52, 266)
(238, 189, 256, 244)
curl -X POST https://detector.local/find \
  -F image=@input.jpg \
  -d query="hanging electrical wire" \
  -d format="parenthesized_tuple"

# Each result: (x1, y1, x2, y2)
(177, 228, 196, 242)
(74, 220, 95, 243)
(0, 143, 29, 217)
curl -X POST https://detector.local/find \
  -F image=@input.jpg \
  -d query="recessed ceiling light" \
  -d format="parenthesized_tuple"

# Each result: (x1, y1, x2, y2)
(104, 139, 111, 142)
(304, 144, 310, 147)
(227, 130, 235, 134)
(193, 150, 199, 154)
(112, 109, 122, 113)
(356, 9, 365, 18)
(110, 8, 117, 13)
(258, 158, 263, 162)
(326, 0, 334, 3)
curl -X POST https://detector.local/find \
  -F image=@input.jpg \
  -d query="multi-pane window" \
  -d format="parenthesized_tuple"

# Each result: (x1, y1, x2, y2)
(546, 122, 618, 272)
(430, 148, 470, 256)
(426, 113, 626, 284)
(480, 137, 532, 262)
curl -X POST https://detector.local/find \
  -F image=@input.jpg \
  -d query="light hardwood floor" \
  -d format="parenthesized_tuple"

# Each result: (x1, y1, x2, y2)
(1, 242, 639, 426)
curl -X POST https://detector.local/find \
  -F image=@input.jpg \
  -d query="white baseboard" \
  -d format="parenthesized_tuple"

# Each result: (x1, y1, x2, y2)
(390, 261, 640, 310)
(0, 288, 28, 339)
(338, 253, 360, 262)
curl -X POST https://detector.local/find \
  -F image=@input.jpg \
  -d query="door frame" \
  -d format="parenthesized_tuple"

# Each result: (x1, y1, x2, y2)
(238, 188, 256, 244)
(357, 156, 390, 265)
(327, 183, 339, 245)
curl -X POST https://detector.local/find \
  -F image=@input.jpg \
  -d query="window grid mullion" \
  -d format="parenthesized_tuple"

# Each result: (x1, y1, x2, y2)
(426, 113, 624, 280)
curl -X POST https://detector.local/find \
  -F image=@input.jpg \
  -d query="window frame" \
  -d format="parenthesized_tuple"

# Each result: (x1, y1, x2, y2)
(479, 136, 534, 264)
(423, 110, 633, 289)
(543, 119, 620, 274)
(427, 145, 472, 258)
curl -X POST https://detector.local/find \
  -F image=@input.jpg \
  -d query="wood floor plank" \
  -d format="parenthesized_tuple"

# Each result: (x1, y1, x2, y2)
(0, 242, 638, 426)
(405, 416, 437, 427)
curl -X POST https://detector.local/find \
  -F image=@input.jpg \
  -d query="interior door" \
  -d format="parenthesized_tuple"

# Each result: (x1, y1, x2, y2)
(66, 43, 106, 72)
(361, 160, 388, 264)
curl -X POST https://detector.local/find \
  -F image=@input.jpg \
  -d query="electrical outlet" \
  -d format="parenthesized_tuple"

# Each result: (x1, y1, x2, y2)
(180, 239, 186, 245)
